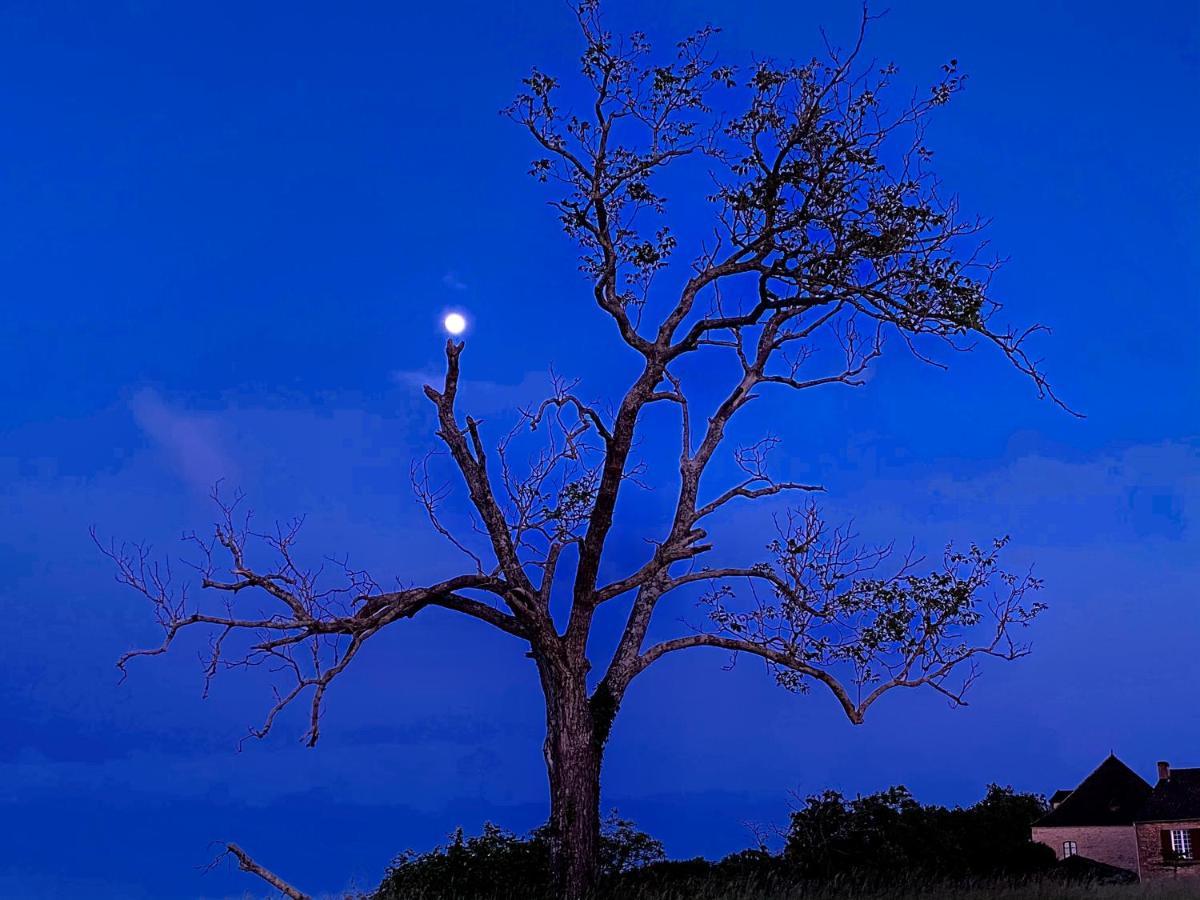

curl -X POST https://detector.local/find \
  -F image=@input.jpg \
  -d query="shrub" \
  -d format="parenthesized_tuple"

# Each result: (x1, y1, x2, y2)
(373, 811, 664, 900)
(372, 785, 1061, 898)
(783, 784, 1056, 882)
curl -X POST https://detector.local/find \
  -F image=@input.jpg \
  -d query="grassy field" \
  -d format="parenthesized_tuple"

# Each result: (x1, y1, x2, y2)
(596, 880, 1200, 900)
(365, 879, 1200, 900)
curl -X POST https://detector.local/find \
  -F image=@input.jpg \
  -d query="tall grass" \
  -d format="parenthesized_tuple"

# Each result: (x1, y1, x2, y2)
(367, 876, 1200, 900)
(600, 879, 1198, 900)
(636, 879, 1197, 900)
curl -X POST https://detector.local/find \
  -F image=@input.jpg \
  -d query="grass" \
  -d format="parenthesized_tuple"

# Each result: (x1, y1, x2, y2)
(364, 879, 1200, 900)
(599, 879, 1200, 900)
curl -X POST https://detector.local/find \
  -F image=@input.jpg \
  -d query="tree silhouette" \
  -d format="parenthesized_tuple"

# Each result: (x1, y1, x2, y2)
(100, 3, 1058, 897)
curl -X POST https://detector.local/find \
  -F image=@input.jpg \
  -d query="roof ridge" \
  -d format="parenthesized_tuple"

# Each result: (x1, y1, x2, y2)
(1139, 765, 1200, 821)
(1034, 755, 1153, 828)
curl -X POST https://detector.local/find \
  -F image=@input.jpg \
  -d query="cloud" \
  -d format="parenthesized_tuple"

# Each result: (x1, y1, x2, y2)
(128, 389, 235, 492)
(706, 438, 1200, 566)
(442, 271, 468, 291)
(912, 439, 1200, 545)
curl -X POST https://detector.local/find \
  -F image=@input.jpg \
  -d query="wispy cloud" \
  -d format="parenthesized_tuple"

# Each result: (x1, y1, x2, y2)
(711, 438, 1200, 563)
(913, 439, 1199, 545)
(442, 271, 468, 291)
(128, 388, 235, 491)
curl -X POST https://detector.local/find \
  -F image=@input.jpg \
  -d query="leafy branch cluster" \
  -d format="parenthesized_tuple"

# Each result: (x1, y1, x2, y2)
(700, 505, 1044, 719)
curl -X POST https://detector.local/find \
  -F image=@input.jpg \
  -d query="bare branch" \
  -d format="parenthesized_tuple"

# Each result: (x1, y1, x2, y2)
(97, 495, 531, 747)
(623, 505, 1043, 725)
(635, 632, 865, 723)
(410, 450, 487, 574)
(224, 843, 310, 900)
(423, 341, 538, 600)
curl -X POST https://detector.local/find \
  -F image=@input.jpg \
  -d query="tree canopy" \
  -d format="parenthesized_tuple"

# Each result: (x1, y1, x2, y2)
(101, 3, 1060, 896)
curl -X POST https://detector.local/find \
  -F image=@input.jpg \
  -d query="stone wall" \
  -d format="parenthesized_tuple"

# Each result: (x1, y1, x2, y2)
(1134, 821, 1200, 882)
(1030, 825, 1139, 873)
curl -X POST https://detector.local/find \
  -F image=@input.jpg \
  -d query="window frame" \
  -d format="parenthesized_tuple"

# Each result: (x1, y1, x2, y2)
(1169, 829, 1193, 860)
(1062, 840, 1078, 858)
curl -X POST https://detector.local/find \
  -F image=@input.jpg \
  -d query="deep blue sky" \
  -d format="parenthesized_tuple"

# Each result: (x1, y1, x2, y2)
(1, 1, 1197, 897)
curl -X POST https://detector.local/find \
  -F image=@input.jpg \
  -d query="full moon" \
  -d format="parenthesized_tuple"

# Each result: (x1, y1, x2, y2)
(443, 312, 467, 335)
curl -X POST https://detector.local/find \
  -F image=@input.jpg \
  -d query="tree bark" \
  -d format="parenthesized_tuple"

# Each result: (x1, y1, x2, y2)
(540, 663, 604, 900)
(225, 844, 311, 900)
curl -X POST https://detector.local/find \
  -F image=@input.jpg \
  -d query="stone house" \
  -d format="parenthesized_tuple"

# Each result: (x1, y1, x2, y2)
(1134, 762, 1200, 882)
(1031, 755, 1200, 882)
(1030, 754, 1150, 873)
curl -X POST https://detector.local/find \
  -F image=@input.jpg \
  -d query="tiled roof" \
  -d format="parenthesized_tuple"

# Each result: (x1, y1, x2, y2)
(1137, 768, 1200, 822)
(1035, 755, 1152, 827)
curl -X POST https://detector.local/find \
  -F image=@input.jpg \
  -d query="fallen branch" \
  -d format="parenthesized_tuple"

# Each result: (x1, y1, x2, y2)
(226, 843, 311, 900)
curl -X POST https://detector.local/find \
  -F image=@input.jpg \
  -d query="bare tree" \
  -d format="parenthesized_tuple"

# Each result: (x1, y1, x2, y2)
(101, 4, 1059, 897)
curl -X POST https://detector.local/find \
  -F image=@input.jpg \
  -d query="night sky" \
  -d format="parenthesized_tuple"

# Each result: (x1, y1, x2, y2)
(2, 1, 1197, 897)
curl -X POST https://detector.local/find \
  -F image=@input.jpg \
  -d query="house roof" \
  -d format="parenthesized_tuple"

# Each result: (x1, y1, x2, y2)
(1137, 768, 1200, 822)
(1035, 755, 1153, 827)
(1050, 789, 1073, 806)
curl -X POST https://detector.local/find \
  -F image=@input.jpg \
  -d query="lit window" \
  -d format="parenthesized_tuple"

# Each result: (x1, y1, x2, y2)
(1063, 841, 1078, 858)
(1170, 830, 1193, 860)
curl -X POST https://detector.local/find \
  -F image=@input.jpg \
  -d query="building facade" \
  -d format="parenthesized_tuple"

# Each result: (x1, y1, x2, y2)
(1134, 762, 1200, 882)
(1032, 757, 1200, 882)
(1030, 755, 1149, 872)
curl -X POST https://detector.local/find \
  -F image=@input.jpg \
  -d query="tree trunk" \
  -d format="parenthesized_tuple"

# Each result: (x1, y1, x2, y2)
(540, 665, 603, 900)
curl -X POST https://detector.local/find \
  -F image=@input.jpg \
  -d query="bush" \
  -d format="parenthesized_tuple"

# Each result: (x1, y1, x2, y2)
(783, 784, 1056, 883)
(372, 786, 1061, 898)
(373, 811, 664, 900)
(374, 822, 549, 899)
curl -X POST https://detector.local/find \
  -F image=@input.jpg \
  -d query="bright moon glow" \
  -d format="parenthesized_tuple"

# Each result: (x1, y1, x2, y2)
(443, 312, 467, 335)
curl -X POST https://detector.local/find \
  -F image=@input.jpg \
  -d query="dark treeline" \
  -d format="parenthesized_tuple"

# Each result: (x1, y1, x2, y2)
(372, 785, 1126, 899)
